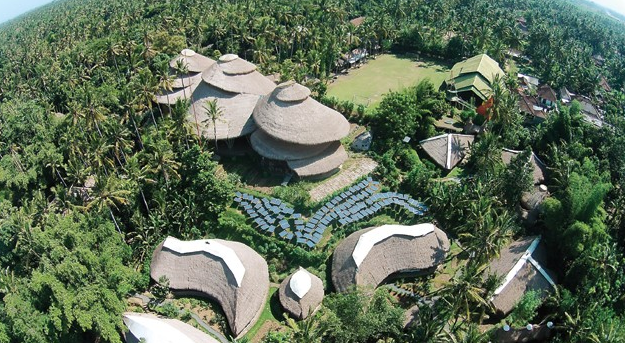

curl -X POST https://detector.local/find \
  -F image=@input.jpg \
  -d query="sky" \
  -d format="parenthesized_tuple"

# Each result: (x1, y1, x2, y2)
(0, 0, 55, 24)
(588, 0, 625, 16)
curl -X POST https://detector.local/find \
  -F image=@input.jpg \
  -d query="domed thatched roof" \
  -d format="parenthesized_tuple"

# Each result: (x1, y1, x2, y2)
(150, 237, 269, 338)
(331, 224, 449, 293)
(169, 49, 216, 73)
(123, 312, 220, 343)
(250, 130, 332, 161)
(287, 143, 348, 178)
(253, 81, 350, 145)
(187, 82, 260, 140)
(201, 54, 275, 95)
(278, 268, 324, 320)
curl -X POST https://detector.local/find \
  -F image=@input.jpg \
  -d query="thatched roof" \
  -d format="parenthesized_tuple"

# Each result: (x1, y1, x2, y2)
(253, 81, 350, 145)
(170, 69, 203, 89)
(187, 82, 260, 140)
(123, 312, 220, 343)
(250, 130, 332, 161)
(169, 49, 216, 73)
(155, 81, 200, 105)
(201, 54, 275, 95)
(150, 237, 269, 338)
(278, 268, 324, 320)
(487, 236, 556, 315)
(331, 224, 450, 292)
(419, 134, 474, 170)
(501, 149, 547, 185)
(287, 143, 348, 178)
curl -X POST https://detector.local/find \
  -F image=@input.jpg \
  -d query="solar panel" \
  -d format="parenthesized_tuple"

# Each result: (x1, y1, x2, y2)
(279, 230, 288, 237)
(294, 219, 304, 225)
(305, 241, 315, 248)
(296, 225, 305, 232)
(286, 232, 294, 240)
(297, 237, 307, 244)
(261, 224, 269, 231)
(270, 198, 280, 205)
(268, 226, 275, 233)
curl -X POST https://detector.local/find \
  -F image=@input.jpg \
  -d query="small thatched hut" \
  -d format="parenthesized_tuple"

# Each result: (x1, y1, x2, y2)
(123, 312, 220, 343)
(251, 81, 350, 178)
(150, 237, 269, 338)
(187, 54, 276, 142)
(278, 267, 324, 320)
(487, 236, 556, 316)
(331, 223, 450, 292)
(419, 134, 475, 170)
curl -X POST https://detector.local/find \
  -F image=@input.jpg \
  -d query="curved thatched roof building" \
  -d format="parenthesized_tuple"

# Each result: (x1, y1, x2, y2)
(187, 54, 276, 141)
(278, 267, 324, 320)
(251, 81, 350, 178)
(332, 224, 449, 292)
(150, 237, 269, 338)
(156, 49, 215, 106)
(123, 312, 220, 343)
(201, 54, 276, 95)
(253, 81, 349, 145)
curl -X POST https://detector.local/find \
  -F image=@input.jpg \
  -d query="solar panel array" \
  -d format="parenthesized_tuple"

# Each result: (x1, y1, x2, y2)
(233, 177, 427, 248)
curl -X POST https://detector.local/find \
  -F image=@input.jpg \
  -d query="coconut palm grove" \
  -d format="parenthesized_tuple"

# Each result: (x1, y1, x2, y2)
(2, 0, 625, 342)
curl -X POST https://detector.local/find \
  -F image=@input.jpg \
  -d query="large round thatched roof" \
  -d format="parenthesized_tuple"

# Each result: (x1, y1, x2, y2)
(201, 54, 275, 95)
(331, 224, 449, 293)
(187, 82, 260, 140)
(287, 142, 348, 178)
(250, 130, 332, 161)
(123, 312, 220, 343)
(253, 81, 350, 145)
(169, 49, 216, 73)
(278, 268, 324, 320)
(150, 237, 269, 338)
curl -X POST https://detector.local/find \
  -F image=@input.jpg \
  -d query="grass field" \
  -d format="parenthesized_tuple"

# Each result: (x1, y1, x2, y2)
(243, 287, 282, 341)
(327, 54, 451, 107)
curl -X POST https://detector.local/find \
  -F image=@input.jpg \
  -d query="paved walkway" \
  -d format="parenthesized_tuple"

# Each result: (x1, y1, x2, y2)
(309, 157, 378, 202)
(190, 313, 229, 343)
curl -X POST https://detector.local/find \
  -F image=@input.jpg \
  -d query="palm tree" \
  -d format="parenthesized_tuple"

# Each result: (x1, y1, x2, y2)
(202, 99, 224, 150)
(86, 175, 131, 235)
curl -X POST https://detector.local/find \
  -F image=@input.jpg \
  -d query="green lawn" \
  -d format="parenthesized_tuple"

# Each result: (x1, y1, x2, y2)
(327, 54, 451, 107)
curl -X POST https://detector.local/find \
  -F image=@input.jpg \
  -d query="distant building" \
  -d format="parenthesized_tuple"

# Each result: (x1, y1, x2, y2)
(351, 131, 372, 151)
(441, 54, 505, 106)
(349, 16, 365, 27)
(537, 84, 558, 109)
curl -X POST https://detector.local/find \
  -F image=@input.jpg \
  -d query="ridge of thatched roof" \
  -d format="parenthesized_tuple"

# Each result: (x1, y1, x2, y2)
(487, 236, 556, 315)
(278, 268, 324, 320)
(501, 149, 546, 185)
(419, 134, 474, 170)
(123, 312, 220, 343)
(169, 69, 203, 89)
(253, 81, 350, 145)
(187, 82, 259, 140)
(287, 143, 348, 178)
(150, 237, 269, 338)
(155, 81, 200, 105)
(331, 224, 449, 292)
(250, 129, 332, 161)
(201, 55, 275, 95)
(169, 49, 216, 73)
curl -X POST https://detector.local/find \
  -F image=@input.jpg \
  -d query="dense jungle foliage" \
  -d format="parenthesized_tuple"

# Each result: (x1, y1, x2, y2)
(1, 0, 625, 342)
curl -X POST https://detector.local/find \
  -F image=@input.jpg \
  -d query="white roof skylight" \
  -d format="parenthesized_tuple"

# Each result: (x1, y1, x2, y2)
(289, 268, 312, 299)
(123, 314, 195, 343)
